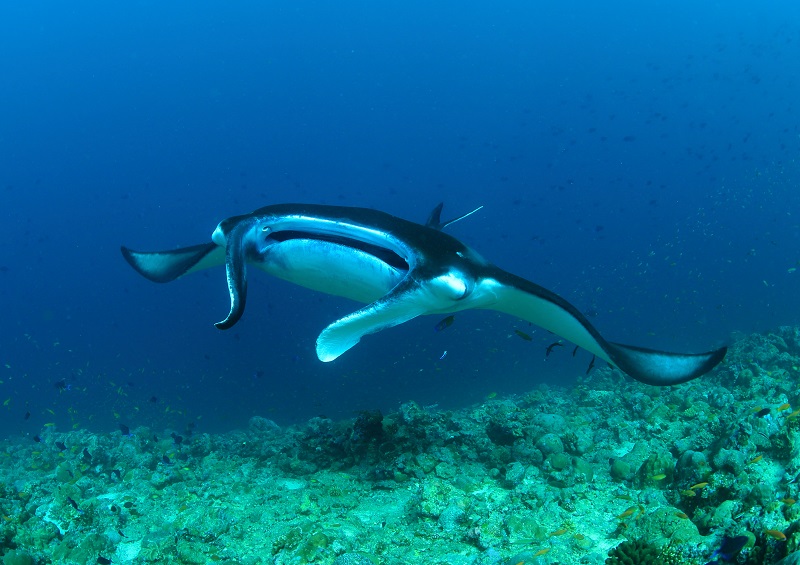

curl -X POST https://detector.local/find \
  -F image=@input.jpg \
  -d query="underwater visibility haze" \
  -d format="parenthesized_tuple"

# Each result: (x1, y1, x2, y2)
(1, 1, 800, 564)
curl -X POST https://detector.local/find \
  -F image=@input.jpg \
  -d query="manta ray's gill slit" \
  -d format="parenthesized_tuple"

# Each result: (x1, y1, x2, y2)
(267, 230, 409, 271)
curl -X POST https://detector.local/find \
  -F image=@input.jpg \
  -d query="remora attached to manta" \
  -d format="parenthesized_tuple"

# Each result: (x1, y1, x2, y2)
(121, 203, 726, 385)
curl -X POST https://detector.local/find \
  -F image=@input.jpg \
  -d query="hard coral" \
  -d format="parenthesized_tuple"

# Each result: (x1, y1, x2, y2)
(606, 540, 660, 565)
(606, 539, 687, 565)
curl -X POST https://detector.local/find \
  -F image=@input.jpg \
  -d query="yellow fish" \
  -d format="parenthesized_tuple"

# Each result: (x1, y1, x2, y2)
(765, 529, 786, 541)
(514, 329, 533, 341)
(617, 507, 637, 519)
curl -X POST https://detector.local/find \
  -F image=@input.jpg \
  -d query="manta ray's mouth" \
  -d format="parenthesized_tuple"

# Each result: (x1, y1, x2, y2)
(267, 230, 409, 271)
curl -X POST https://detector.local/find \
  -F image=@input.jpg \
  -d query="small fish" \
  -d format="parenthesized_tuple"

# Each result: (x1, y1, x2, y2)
(55, 379, 72, 392)
(170, 432, 183, 445)
(545, 341, 563, 357)
(617, 507, 636, 519)
(97, 557, 112, 565)
(439, 350, 447, 360)
(754, 407, 771, 417)
(119, 423, 131, 436)
(764, 529, 786, 541)
(749, 454, 763, 464)
(778, 403, 791, 411)
(149, 396, 158, 403)
(162, 454, 171, 464)
(650, 473, 667, 480)
(787, 409, 800, 419)
(675, 512, 689, 519)
(549, 528, 568, 536)
(533, 548, 551, 557)
(705, 535, 749, 564)
(572, 345, 579, 356)
(66, 496, 79, 510)
(781, 497, 796, 506)
(514, 329, 532, 341)
(82, 448, 92, 462)
(23, 411, 30, 420)
(111, 469, 122, 481)
(680, 489, 697, 497)
(55, 441, 67, 451)
(690, 482, 709, 490)
(586, 355, 596, 374)
(434, 315, 454, 332)
(32, 435, 41, 443)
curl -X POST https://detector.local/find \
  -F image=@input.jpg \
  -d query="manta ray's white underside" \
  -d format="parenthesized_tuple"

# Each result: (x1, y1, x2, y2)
(121, 203, 727, 386)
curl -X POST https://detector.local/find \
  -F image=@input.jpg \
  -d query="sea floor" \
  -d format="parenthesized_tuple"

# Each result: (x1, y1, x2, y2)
(4, 328, 800, 565)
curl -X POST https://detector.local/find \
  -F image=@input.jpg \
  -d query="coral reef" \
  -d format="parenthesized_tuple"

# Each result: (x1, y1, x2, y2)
(3, 328, 800, 563)
(605, 539, 660, 565)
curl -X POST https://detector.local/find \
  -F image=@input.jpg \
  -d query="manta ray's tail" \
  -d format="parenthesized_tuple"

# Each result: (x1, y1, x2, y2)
(604, 342, 727, 386)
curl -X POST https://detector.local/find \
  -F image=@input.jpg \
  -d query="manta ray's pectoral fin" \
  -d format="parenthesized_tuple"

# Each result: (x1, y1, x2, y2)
(120, 243, 223, 283)
(604, 342, 727, 386)
(316, 279, 437, 362)
(482, 272, 726, 384)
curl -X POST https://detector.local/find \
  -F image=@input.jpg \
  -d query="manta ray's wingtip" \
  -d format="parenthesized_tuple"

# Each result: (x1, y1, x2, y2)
(120, 242, 222, 283)
(607, 342, 727, 386)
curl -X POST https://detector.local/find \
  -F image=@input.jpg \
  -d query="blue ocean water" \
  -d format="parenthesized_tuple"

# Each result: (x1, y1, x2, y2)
(1, 1, 798, 435)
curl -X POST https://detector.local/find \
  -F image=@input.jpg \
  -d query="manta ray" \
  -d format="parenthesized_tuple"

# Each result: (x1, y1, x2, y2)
(121, 203, 726, 385)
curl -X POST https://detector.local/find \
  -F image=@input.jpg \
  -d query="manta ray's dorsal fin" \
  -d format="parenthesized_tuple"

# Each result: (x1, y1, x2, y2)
(426, 203, 484, 231)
